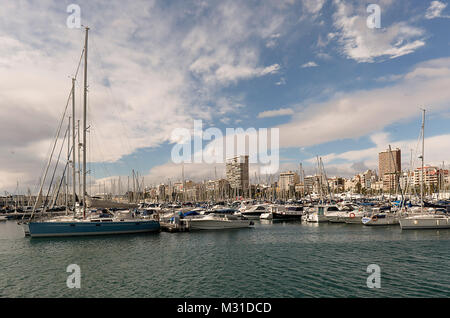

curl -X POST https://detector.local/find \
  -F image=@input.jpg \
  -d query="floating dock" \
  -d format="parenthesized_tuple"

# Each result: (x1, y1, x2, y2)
(160, 220, 190, 232)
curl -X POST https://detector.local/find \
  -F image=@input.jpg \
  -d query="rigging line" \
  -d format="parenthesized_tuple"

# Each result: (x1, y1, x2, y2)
(42, 124, 70, 212)
(89, 39, 136, 171)
(73, 47, 85, 80)
(91, 129, 114, 180)
(29, 43, 85, 220)
(85, 93, 113, 190)
(85, 87, 124, 182)
(53, 126, 81, 204)
(28, 89, 72, 220)
(52, 145, 75, 209)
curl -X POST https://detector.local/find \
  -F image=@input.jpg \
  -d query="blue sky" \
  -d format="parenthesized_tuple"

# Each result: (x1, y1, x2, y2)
(1, 0, 450, 192)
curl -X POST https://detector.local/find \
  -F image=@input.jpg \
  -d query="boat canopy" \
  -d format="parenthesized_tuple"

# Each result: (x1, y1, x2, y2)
(182, 210, 200, 217)
(214, 209, 236, 214)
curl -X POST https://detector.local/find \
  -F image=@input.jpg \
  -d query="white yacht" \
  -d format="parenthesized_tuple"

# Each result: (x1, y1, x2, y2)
(0, 215, 8, 222)
(240, 204, 270, 220)
(400, 213, 450, 230)
(188, 213, 254, 230)
(362, 209, 400, 226)
(342, 209, 367, 224)
(327, 211, 348, 223)
(260, 210, 273, 220)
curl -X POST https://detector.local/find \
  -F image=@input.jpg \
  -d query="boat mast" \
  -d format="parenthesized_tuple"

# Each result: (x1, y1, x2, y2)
(420, 109, 425, 213)
(316, 156, 323, 204)
(67, 115, 70, 214)
(78, 120, 81, 205)
(72, 78, 76, 214)
(83, 27, 89, 219)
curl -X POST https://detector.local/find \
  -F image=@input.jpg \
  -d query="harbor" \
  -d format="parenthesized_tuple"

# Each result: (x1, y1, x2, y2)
(1, 0, 450, 301)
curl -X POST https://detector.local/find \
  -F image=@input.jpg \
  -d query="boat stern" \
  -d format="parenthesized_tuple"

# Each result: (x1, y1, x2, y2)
(22, 223, 30, 236)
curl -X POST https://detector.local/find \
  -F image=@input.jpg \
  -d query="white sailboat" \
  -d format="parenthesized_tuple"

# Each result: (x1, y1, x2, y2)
(400, 109, 449, 230)
(302, 157, 337, 223)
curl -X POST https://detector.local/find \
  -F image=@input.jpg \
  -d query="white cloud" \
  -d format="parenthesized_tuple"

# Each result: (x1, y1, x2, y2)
(258, 108, 295, 118)
(275, 77, 287, 85)
(306, 132, 450, 177)
(332, 0, 426, 63)
(301, 0, 326, 19)
(316, 52, 332, 60)
(0, 0, 297, 192)
(375, 74, 404, 82)
(301, 61, 319, 68)
(425, 1, 449, 19)
(277, 57, 450, 149)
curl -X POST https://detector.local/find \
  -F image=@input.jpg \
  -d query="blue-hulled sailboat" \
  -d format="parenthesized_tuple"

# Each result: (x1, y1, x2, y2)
(23, 27, 159, 237)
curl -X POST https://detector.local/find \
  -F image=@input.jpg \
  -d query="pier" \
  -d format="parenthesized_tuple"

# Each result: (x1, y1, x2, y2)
(160, 219, 190, 232)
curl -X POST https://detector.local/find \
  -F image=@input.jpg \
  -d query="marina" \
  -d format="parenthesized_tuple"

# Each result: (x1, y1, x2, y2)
(1, 1, 450, 301)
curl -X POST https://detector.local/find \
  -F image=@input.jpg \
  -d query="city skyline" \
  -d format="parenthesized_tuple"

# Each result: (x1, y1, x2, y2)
(2, 0, 450, 194)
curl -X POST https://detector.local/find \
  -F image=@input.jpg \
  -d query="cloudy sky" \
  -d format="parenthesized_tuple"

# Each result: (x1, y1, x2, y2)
(1, 0, 450, 193)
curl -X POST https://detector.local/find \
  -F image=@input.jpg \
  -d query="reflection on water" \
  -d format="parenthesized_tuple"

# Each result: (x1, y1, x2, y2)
(0, 220, 449, 297)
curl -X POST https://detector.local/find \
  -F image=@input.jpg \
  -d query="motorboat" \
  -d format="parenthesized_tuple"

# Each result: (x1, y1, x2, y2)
(342, 210, 365, 224)
(362, 213, 399, 226)
(270, 205, 303, 221)
(240, 204, 270, 220)
(362, 208, 400, 226)
(188, 213, 254, 230)
(260, 211, 273, 220)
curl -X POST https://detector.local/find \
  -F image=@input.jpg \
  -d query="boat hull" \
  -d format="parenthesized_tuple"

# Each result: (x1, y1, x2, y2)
(189, 219, 253, 230)
(362, 216, 399, 226)
(25, 220, 160, 237)
(400, 217, 450, 230)
(343, 216, 363, 224)
(272, 213, 302, 221)
(241, 213, 263, 220)
(303, 213, 329, 223)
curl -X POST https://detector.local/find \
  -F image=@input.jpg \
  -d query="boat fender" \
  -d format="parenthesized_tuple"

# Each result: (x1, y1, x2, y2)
(350, 213, 355, 218)
(372, 215, 378, 222)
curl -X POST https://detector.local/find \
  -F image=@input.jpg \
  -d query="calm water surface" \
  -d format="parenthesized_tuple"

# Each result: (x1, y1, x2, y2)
(0, 220, 449, 297)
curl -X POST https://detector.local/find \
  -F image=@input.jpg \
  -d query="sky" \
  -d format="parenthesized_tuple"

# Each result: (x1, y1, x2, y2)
(1, 0, 450, 194)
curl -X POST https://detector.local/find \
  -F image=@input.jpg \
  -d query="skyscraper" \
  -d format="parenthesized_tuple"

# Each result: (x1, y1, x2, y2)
(279, 171, 300, 192)
(226, 155, 249, 197)
(378, 148, 401, 191)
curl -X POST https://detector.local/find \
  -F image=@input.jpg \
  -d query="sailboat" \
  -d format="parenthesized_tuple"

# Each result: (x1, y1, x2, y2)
(23, 27, 160, 237)
(400, 109, 450, 230)
(302, 157, 337, 223)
